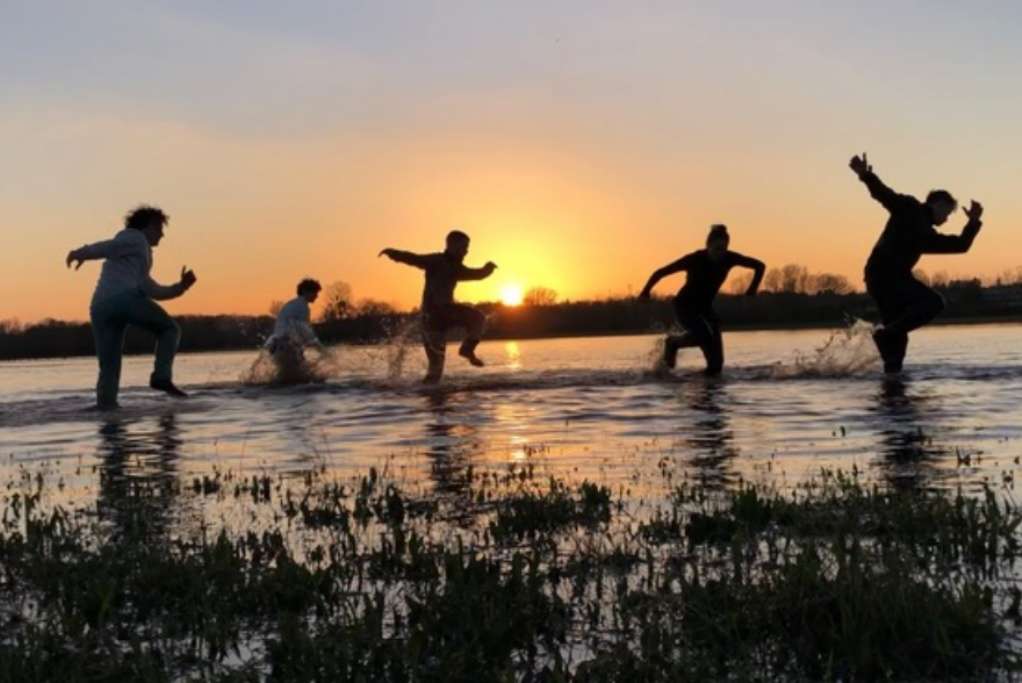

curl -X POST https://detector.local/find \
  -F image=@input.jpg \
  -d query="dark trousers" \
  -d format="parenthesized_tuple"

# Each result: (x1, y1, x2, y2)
(866, 274, 944, 372)
(672, 300, 724, 375)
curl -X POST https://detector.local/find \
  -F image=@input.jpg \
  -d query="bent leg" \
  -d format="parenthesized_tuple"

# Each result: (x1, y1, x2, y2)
(126, 297, 181, 384)
(887, 281, 944, 335)
(445, 304, 486, 365)
(671, 301, 717, 371)
(868, 277, 942, 373)
(91, 306, 127, 409)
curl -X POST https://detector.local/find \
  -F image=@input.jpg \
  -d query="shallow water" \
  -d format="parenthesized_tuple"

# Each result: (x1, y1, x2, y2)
(2, 324, 1022, 513)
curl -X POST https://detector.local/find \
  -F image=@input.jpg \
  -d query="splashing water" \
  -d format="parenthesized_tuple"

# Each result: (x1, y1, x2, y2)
(771, 319, 880, 379)
(241, 338, 338, 386)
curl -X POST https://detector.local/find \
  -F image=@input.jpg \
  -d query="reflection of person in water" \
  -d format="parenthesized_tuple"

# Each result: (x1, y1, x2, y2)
(66, 206, 197, 409)
(265, 278, 325, 381)
(850, 153, 984, 373)
(874, 377, 945, 490)
(380, 230, 497, 383)
(421, 392, 480, 519)
(639, 224, 765, 375)
(682, 380, 740, 489)
(97, 413, 181, 535)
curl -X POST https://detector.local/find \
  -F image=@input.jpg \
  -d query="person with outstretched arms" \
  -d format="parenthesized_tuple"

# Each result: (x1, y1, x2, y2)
(850, 153, 983, 372)
(66, 205, 197, 409)
(380, 229, 496, 383)
(639, 224, 765, 375)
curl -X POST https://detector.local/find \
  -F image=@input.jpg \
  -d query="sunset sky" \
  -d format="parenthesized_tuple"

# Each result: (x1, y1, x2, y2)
(3, 1, 1021, 322)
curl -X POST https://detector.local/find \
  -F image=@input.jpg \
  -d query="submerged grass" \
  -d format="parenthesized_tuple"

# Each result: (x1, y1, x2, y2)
(2, 465, 1021, 681)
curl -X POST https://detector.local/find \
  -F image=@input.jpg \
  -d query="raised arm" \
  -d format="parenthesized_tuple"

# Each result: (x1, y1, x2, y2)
(849, 153, 902, 212)
(638, 254, 694, 298)
(379, 248, 431, 269)
(457, 261, 497, 281)
(143, 266, 196, 301)
(922, 200, 983, 254)
(732, 253, 766, 296)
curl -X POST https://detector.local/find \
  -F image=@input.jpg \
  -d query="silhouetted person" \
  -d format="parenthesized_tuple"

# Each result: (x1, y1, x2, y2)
(850, 153, 984, 372)
(639, 224, 764, 375)
(380, 230, 496, 383)
(66, 206, 197, 409)
(265, 278, 325, 377)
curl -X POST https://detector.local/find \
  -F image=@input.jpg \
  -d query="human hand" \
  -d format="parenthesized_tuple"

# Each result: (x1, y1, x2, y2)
(66, 249, 84, 270)
(180, 266, 197, 289)
(849, 152, 872, 177)
(963, 200, 983, 222)
(379, 248, 397, 259)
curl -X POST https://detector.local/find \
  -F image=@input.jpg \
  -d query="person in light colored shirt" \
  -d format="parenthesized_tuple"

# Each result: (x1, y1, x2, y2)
(266, 279, 323, 354)
(66, 206, 197, 409)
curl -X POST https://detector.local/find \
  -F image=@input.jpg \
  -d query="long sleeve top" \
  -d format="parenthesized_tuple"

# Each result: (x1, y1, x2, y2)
(649, 249, 765, 311)
(76, 229, 186, 307)
(266, 297, 320, 348)
(859, 171, 982, 282)
(385, 250, 493, 312)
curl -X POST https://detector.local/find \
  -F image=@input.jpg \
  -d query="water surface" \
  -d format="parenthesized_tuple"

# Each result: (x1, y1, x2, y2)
(3, 324, 1022, 516)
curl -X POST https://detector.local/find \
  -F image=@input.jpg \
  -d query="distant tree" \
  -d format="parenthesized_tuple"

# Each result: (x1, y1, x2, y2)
(268, 300, 284, 317)
(0, 319, 22, 334)
(523, 287, 558, 307)
(356, 299, 396, 317)
(779, 264, 810, 294)
(808, 273, 853, 295)
(763, 268, 784, 293)
(931, 271, 950, 288)
(320, 281, 354, 322)
(913, 269, 931, 286)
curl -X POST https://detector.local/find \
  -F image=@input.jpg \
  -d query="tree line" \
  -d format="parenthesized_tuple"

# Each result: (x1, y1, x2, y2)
(2, 271, 1020, 361)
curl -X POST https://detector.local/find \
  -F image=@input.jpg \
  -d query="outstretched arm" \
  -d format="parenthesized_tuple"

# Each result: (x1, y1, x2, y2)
(923, 201, 983, 254)
(638, 255, 693, 298)
(732, 254, 766, 295)
(65, 233, 138, 270)
(457, 261, 497, 281)
(379, 248, 430, 269)
(849, 153, 902, 212)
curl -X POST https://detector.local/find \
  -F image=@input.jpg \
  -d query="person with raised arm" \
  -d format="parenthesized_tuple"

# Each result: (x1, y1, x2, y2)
(639, 224, 765, 376)
(850, 153, 983, 373)
(66, 205, 197, 409)
(380, 229, 496, 383)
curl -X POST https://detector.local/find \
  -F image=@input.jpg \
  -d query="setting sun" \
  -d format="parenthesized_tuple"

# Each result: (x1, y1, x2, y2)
(500, 283, 524, 306)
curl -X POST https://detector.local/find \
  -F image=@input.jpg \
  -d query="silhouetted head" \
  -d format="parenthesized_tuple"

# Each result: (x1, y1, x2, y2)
(297, 278, 322, 303)
(925, 190, 957, 226)
(705, 224, 730, 261)
(445, 229, 471, 263)
(125, 205, 168, 247)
